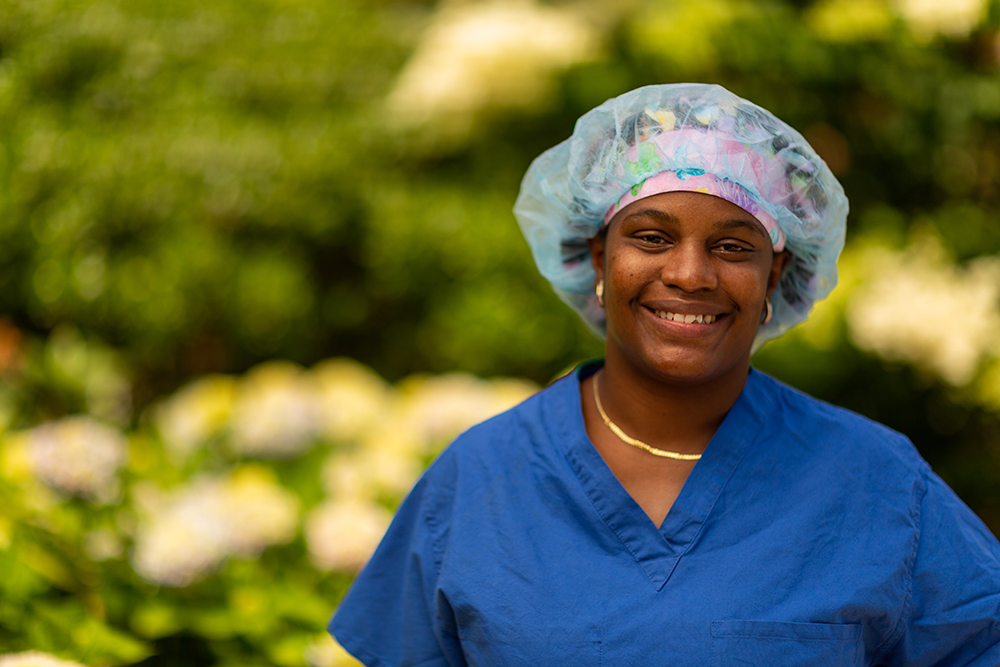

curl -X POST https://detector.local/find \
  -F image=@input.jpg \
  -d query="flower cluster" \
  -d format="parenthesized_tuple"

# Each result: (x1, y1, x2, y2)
(305, 499, 393, 572)
(314, 358, 393, 443)
(229, 362, 325, 458)
(154, 374, 237, 460)
(846, 235, 1000, 385)
(0, 653, 85, 667)
(20, 356, 536, 593)
(154, 359, 395, 460)
(896, 0, 987, 39)
(386, 0, 598, 132)
(397, 373, 540, 447)
(131, 465, 300, 586)
(25, 416, 128, 503)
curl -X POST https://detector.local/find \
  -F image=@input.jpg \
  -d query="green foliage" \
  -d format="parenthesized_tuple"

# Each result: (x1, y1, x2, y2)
(4, 0, 1000, 392)
(0, 0, 600, 394)
(5, 0, 1000, 662)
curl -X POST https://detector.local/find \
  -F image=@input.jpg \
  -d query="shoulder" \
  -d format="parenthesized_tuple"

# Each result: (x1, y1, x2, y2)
(749, 369, 929, 481)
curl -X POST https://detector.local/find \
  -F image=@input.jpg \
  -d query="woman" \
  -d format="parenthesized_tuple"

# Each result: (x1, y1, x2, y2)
(329, 84, 1000, 665)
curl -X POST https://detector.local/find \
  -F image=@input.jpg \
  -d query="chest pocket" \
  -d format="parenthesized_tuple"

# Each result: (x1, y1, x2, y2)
(711, 620, 863, 667)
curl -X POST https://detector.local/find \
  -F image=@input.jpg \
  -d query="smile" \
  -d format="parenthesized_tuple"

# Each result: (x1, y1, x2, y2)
(653, 310, 718, 324)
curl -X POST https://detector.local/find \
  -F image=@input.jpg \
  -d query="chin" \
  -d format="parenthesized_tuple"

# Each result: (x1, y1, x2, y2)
(652, 363, 737, 387)
(637, 335, 757, 384)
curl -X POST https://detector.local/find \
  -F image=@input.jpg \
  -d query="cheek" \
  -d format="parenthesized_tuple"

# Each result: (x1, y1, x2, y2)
(606, 252, 644, 287)
(725, 264, 772, 304)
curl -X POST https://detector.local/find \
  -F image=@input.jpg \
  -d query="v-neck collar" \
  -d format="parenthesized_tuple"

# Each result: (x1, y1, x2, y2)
(555, 361, 770, 591)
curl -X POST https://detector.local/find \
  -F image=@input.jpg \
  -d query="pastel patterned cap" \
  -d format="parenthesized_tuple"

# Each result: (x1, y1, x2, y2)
(513, 83, 849, 351)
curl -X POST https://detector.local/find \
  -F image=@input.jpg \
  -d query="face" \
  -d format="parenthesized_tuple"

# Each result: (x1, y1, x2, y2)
(588, 191, 789, 387)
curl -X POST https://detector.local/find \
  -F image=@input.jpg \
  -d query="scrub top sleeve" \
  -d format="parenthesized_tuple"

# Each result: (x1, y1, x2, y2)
(329, 473, 464, 667)
(884, 469, 1000, 667)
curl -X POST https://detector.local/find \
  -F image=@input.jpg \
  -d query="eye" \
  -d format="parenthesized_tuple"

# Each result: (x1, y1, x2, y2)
(634, 232, 670, 246)
(715, 240, 756, 255)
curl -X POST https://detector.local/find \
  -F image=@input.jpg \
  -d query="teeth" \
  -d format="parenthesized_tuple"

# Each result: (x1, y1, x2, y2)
(654, 310, 717, 324)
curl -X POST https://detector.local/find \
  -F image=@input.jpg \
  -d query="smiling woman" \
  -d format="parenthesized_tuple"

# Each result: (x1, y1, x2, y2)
(328, 84, 1000, 666)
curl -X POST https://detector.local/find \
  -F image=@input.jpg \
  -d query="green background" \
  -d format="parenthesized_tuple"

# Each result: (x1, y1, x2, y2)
(2, 0, 1000, 664)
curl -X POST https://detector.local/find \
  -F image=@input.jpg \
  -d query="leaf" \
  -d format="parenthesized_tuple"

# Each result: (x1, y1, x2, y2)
(130, 602, 182, 640)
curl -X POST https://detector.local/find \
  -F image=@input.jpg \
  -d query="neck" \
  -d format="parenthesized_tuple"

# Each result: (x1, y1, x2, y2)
(596, 347, 751, 455)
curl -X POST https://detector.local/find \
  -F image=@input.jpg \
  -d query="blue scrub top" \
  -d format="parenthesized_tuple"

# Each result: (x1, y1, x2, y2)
(330, 363, 1000, 666)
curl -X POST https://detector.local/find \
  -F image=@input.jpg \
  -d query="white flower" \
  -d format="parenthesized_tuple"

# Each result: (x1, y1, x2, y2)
(387, 0, 598, 132)
(229, 362, 324, 458)
(847, 237, 1000, 385)
(321, 443, 423, 502)
(894, 0, 986, 38)
(217, 466, 301, 555)
(131, 466, 300, 586)
(131, 508, 227, 587)
(305, 499, 391, 572)
(26, 416, 128, 503)
(312, 358, 392, 443)
(154, 374, 237, 459)
(0, 652, 86, 667)
(398, 373, 537, 449)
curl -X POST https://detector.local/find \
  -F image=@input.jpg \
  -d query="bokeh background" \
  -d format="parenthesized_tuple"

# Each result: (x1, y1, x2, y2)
(2, 0, 1000, 664)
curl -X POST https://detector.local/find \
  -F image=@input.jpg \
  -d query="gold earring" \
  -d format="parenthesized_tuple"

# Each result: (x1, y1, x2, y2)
(761, 298, 773, 325)
(596, 280, 604, 307)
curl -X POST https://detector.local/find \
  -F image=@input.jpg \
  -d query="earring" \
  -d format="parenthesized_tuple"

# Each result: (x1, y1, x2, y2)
(761, 298, 773, 325)
(596, 280, 604, 307)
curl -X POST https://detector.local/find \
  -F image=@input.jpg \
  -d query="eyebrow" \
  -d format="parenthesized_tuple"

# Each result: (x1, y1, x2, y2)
(716, 218, 770, 240)
(622, 208, 678, 225)
(622, 208, 770, 241)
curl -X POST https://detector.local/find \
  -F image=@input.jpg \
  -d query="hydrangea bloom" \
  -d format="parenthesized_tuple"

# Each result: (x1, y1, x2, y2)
(229, 362, 324, 458)
(154, 374, 237, 459)
(131, 466, 300, 586)
(322, 443, 423, 502)
(313, 358, 393, 443)
(305, 499, 391, 572)
(0, 652, 86, 667)
(847, 236, 1000, 385)
(26, 416, 128, 503)
(386, 0, 597, 129)
(397, 373, 537, 448)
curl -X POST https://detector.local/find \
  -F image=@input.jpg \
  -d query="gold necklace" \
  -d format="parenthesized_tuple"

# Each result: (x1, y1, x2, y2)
(591, 376, 702, 461)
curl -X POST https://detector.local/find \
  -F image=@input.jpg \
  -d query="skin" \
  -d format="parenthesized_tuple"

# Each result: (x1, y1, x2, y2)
(581, 191, 790, 527)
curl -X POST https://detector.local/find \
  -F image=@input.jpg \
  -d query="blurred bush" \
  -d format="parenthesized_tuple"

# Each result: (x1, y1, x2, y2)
(0, 355, 537, 665)
(0, 0, 602, 400)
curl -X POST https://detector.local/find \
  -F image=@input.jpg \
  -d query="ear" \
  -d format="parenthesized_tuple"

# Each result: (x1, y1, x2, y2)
(766, 250, 791, 297)
(587, 232, 607, 287)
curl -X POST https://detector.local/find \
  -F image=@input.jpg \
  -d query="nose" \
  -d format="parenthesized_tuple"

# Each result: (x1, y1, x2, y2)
(660, 243, 718, 292)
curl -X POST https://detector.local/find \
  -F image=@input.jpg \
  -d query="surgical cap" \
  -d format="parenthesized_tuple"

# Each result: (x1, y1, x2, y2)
(513, 83, 849, 350)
